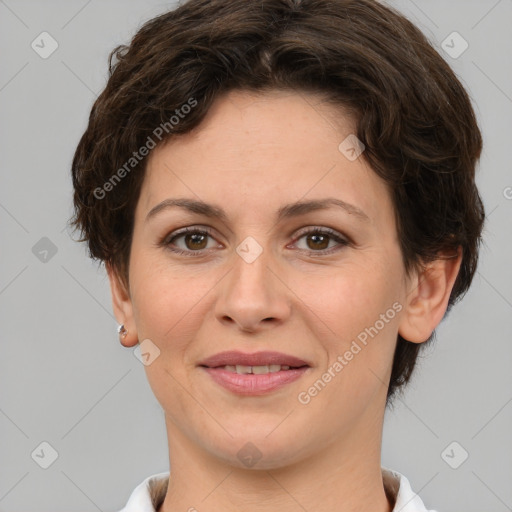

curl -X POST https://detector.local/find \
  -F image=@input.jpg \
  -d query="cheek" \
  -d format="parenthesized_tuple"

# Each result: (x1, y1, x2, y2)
(289, 259, 400, 342)
(290, 259, 401, 398)
(124, 241, 194, 408)
(129, 258, 217, 413)
(130, 254, 219, 347)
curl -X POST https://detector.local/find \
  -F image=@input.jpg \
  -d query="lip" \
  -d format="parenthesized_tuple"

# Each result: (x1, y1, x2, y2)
(201, 367, 310, 395)
(198, 350, 310, 368)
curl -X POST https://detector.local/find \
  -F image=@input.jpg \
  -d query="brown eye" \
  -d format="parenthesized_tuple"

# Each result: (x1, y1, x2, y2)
(163, 227, 219, 256)
(183, 232, 208, 250)
(292, 228, 349, 254)
(305, 232, 330, 250)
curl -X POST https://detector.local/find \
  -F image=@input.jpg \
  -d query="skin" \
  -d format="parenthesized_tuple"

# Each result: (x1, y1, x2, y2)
(107, 89, 462, 512)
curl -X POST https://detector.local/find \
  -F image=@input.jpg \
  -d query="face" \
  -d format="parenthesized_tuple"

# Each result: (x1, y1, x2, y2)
(109, 89, 448, 470)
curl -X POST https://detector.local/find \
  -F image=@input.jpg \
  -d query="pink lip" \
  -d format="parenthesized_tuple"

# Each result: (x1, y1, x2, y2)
(202, 366, 310, 395)
(198, 350, 310, 368)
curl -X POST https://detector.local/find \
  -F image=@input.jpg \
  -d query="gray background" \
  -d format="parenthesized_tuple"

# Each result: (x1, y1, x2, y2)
(0, 0, 511, 510)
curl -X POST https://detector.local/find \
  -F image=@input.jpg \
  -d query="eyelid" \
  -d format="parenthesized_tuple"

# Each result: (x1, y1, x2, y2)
(287, 226, 351, 254)
(164, 225, 216, 240)
(290, 225, 350, 244)
(161, 225, 221, 248)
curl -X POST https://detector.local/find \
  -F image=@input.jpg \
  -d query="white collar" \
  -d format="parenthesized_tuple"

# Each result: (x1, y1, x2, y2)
(119, 467, 437, 512)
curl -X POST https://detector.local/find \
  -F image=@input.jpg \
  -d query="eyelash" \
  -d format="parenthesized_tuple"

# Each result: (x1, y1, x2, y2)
(160, 226, 350, 257)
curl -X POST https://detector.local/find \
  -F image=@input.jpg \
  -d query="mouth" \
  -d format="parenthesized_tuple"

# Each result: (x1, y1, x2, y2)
(198, 351, 311, 395)
(198, 350, 311, 369)
(203, 363, 308, 374)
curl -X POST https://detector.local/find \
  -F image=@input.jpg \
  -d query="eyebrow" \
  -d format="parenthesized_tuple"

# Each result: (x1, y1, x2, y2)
(145, 197, 370, 224)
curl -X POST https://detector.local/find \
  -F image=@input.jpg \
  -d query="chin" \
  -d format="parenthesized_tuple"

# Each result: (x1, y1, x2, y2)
(203, 429, 313, 471)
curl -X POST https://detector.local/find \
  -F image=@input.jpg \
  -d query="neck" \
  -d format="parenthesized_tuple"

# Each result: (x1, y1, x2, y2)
(158, 411, 394, 512)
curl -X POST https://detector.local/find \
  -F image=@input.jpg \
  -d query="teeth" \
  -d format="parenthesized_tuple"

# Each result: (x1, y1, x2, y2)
(252, 365, 269, 374)
(220, 364, 293, 374)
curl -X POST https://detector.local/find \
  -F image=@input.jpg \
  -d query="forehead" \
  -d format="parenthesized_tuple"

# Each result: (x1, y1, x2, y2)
(138, 89, 393, 227)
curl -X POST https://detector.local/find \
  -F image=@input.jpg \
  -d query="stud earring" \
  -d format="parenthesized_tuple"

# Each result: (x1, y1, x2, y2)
(117, 324, 128, 339)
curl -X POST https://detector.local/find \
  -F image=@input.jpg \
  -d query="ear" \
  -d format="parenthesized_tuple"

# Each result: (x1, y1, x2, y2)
(106, 263, 139, 347)
(398, 247, 462, 343)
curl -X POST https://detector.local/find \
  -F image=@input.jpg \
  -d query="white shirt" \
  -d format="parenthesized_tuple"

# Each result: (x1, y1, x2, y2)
(118, 467, 437, 511)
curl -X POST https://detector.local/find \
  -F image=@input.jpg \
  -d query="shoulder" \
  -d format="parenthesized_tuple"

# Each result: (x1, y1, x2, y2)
(117, 471, 170, 512)
(382, 467, 438, 512)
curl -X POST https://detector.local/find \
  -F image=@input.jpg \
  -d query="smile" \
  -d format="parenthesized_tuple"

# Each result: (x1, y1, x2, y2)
(201, 366, 309, 395)
(219, 364, 294, 374)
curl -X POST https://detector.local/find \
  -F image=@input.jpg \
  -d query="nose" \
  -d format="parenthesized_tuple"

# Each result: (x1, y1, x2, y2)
(215, 244, 291, 333)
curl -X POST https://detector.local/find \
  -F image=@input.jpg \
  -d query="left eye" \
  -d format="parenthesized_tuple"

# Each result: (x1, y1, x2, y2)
(291, 228, 349, 254)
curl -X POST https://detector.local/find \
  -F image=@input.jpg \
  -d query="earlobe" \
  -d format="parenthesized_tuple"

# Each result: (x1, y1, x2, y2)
(106, 263, 139, 347)
(398, 247, 462, 344)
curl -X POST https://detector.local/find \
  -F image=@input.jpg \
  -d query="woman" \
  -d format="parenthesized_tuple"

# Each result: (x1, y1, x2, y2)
(69, 0, 484, 510)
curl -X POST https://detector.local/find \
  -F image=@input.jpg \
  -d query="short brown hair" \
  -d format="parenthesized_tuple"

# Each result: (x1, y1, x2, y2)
(69, 0, 485, 404)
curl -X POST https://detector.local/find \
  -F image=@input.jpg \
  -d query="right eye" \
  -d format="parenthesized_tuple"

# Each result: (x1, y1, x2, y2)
(161, 226, 222, 256)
